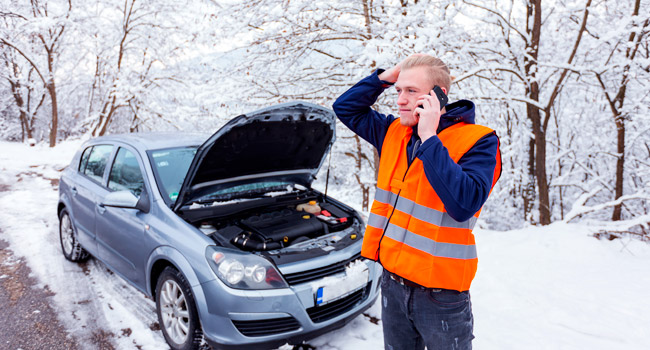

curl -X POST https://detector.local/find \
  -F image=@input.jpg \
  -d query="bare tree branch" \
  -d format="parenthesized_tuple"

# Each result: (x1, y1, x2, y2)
(543, 0, 592, 132)
(0, 39, 47, 86)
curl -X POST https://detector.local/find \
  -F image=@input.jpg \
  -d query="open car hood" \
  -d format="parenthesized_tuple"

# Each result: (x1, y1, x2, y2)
(173, 101, 336, 211)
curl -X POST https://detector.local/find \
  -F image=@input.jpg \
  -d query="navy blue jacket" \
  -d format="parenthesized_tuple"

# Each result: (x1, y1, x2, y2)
(332, 70, 499, 222)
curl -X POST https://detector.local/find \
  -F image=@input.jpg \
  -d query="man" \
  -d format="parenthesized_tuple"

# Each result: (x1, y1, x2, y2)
(332, 54, 501, 350)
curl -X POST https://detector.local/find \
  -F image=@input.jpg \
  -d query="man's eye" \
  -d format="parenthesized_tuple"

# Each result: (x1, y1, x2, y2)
(409, 89, 416, 93)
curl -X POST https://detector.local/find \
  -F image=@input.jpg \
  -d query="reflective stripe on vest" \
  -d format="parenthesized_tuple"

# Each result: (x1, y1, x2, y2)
(368, 188, 477, 230)
(383, 223, 478, 259)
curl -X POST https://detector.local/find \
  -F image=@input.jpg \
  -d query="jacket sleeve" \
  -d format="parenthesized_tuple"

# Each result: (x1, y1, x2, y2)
(332, 70, 397, 154)
(416, 133, 499, 222)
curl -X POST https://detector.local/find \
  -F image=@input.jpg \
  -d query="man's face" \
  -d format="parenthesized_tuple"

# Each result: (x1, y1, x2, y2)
(394, 66, 433, 127)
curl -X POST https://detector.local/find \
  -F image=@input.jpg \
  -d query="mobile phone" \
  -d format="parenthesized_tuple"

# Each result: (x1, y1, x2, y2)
(432, 85, 448, 110)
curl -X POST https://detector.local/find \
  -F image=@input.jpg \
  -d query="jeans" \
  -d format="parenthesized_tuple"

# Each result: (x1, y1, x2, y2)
(381, 270, 474, 350)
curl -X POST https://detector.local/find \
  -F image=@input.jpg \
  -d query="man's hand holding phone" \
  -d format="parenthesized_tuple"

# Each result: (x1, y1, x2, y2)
(415, 86, 448, 142)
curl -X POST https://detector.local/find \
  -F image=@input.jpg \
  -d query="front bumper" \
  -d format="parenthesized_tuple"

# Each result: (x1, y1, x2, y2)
(197, 259, 382, 350)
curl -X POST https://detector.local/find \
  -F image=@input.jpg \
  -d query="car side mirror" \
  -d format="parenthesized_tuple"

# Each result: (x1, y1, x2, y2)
(135, 189, 150, 213)
(102, 190, 149, 213)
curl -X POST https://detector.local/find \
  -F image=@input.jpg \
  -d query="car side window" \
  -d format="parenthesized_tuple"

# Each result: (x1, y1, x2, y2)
(79, 146, 92, 172)
(83, 145, 113, 183)
(108, 148, 145, 197)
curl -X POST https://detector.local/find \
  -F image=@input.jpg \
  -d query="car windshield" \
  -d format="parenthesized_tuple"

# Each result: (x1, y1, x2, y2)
(149, 147, 197, 202)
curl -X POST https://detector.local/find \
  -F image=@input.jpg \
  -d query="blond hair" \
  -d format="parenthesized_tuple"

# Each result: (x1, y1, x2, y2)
(401, 55, 452, 93)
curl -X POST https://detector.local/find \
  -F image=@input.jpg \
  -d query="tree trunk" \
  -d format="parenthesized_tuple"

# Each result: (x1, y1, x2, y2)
(47, 81, 58, 147)
(46, 46, 58, 147)
(20, 113, 26, 141)
(92, 95, 118, 137)
(524, 137, 536, 219)
(608, 79, 630, 222)
(355, 135, 371, 210)
(530, 99, 551, 224)
(524, 0, 551, 225)
(19, 111, 34, 141)
(345, 135, 372, 211)
(98, 101, 118, 136)
(9, 80, 29, 142)
(612, 117, 625, 220)
(362, 0, 372, 34)
(610, 0, 645, 221)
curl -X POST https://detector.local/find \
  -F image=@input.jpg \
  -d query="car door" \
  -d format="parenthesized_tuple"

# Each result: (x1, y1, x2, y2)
(95, 145, 148, 285)
(68, 144, 114, 255)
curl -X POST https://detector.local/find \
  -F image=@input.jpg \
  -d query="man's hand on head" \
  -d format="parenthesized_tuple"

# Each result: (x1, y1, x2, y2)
(414, 90, 442, 142)
(378, 53, 427, 83)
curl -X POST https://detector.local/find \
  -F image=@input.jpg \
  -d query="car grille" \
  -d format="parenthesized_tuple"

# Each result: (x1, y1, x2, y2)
(306, 282, 371, 323)
(232, 316, 301, 337)
(282, 252, 362, 285)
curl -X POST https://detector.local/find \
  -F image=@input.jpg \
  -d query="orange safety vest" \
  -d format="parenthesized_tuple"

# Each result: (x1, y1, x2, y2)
(362, 120, 502, 291)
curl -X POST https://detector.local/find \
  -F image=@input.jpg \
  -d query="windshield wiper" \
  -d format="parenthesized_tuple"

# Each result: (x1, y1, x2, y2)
(195, 185, 293, 204)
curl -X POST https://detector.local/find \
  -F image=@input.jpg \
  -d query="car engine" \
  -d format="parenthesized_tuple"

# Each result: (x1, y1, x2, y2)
(182, 192, 361, 255)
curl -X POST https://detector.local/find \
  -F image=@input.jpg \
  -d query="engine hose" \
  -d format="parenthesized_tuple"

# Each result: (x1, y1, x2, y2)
(232, 232, 282, 251)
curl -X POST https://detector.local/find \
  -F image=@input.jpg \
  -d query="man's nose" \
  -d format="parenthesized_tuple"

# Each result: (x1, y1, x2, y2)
(397, 92, 407, 105)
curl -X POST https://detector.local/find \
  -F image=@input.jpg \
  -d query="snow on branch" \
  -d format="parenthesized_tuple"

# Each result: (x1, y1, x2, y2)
(461, 0, 528, 42)
(453, 65, 525, 84)
(584, 214, 650, 235)
(0, 38, 47, 85)
(564, 189, 650, 223)
(472, 95, 546, 110)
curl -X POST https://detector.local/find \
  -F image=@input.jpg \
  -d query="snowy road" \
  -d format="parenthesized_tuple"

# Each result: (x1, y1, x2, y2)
(0, 238, 80, 350)
(1, 140, 649, 350)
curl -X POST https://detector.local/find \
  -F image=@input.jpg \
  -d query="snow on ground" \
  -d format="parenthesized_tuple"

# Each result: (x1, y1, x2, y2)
(0, 139, 649, 350)
(473, 225, 650, 350)
(0, 140, 168, 349)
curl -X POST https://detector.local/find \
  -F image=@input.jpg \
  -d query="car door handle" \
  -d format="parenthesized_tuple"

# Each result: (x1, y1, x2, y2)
(96, 203, 106, 214)
(71, 187, 78, 196)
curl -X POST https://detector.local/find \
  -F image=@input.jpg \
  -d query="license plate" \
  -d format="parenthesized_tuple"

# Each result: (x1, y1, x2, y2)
(314, 260, 369, 306)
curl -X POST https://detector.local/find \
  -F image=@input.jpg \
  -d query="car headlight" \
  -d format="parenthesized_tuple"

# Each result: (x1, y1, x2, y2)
(205, 246, 288, 289)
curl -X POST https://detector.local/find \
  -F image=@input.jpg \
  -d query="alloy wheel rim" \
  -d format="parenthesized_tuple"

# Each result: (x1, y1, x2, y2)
(60, 214, 74, 255)
(160, 279, 190, 344)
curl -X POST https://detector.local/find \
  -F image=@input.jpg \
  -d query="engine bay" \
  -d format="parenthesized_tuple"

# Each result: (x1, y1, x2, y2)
(179, 189, 362, 255)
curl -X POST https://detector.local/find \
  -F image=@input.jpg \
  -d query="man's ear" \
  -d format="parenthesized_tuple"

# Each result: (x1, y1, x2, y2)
(432, 86, 448, 95)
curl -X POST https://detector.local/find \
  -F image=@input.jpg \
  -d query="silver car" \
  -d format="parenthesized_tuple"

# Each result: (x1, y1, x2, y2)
(57, 102, 381, 350)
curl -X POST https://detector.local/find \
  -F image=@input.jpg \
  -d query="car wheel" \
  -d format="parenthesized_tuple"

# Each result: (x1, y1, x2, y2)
(58, 208, 89, 262)
(156, 267, 203, 350)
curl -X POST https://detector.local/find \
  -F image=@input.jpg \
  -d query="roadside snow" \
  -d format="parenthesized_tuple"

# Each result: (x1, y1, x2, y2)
(0, 140, 648, 350)
(472, 224, 650, 349)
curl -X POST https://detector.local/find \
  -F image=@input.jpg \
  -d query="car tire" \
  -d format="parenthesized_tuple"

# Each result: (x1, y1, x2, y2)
(156, 266, 203, 350)
(58, 208, 89, 262)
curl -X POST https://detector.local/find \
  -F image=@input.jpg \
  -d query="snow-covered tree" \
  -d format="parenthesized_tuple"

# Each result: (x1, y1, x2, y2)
(0, 0, 648, 234)
(1, 0, 73, 146)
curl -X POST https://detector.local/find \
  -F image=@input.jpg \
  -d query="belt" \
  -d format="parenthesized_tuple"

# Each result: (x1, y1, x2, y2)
(388, 272, 441, 292)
